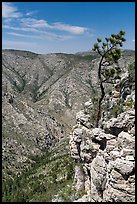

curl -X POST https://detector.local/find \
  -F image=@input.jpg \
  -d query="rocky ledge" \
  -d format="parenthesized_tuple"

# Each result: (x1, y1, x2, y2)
(69, 79, 135, 202)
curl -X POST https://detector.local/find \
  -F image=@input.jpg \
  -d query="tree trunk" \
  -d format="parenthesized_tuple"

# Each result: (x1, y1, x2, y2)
(96, 57, 105, 127)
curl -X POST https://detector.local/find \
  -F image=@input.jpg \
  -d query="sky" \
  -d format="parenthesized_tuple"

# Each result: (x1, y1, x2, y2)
(2, 2, 135, 54)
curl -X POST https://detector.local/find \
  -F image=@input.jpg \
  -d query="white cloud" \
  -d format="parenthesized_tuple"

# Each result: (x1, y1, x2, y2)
(20, 18, 49, 28)
(26, 11, 37, 16)
(3, 22, 74, 41)
(6, 32, 40, 39)
(132, 39, 135, 42)
(6, 31, 73, 41)
(2, 2, 22, 18)
(52, 22, 88, 34)
(3, 18, 13, 23)
(19, 18, 88, 34)
(2, 3, 90, 43)
(2, 25, 38, 32)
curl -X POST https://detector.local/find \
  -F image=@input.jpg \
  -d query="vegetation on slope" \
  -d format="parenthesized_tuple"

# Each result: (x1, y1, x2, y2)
(2, 139, 75, 202)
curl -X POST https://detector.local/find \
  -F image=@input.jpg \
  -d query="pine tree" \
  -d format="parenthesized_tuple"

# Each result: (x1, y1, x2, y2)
(92, 31, 126, 127)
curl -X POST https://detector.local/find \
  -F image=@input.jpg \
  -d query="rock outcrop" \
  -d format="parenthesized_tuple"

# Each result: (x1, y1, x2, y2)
(69, 76, 135, 202)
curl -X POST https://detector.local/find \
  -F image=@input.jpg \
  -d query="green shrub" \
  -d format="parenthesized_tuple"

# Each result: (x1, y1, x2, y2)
(111, 102, 124, 118)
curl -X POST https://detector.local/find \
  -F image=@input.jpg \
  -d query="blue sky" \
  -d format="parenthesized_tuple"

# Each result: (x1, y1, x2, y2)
(2, 2, 135, 54)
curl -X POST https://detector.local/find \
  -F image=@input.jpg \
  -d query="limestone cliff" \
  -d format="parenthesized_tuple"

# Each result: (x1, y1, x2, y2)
(69, 74, 135, 202)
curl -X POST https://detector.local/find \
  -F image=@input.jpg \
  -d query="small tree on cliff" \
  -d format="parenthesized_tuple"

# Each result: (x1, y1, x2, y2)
(92, 31, 126, 127)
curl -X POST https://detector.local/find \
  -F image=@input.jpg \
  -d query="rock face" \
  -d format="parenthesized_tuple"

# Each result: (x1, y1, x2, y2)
(103, 110, 135, 136)
(69, 75, 135, 202)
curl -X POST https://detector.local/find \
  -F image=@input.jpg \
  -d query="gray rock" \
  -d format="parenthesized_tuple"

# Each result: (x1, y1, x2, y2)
(118, 131, 135, 149)
(73, 127, 83, 143)
(110, 158, 134, 175)
(74, 165, 85, 192)
(120, 148, 134, 157)
(70, 108, 135, 202)
(73, 194, 89, 202)
(103, 110, 135, 135)
(103, 184, 135, 202)
(91, 155, 107, 190)
(76, 110, 92, 128)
